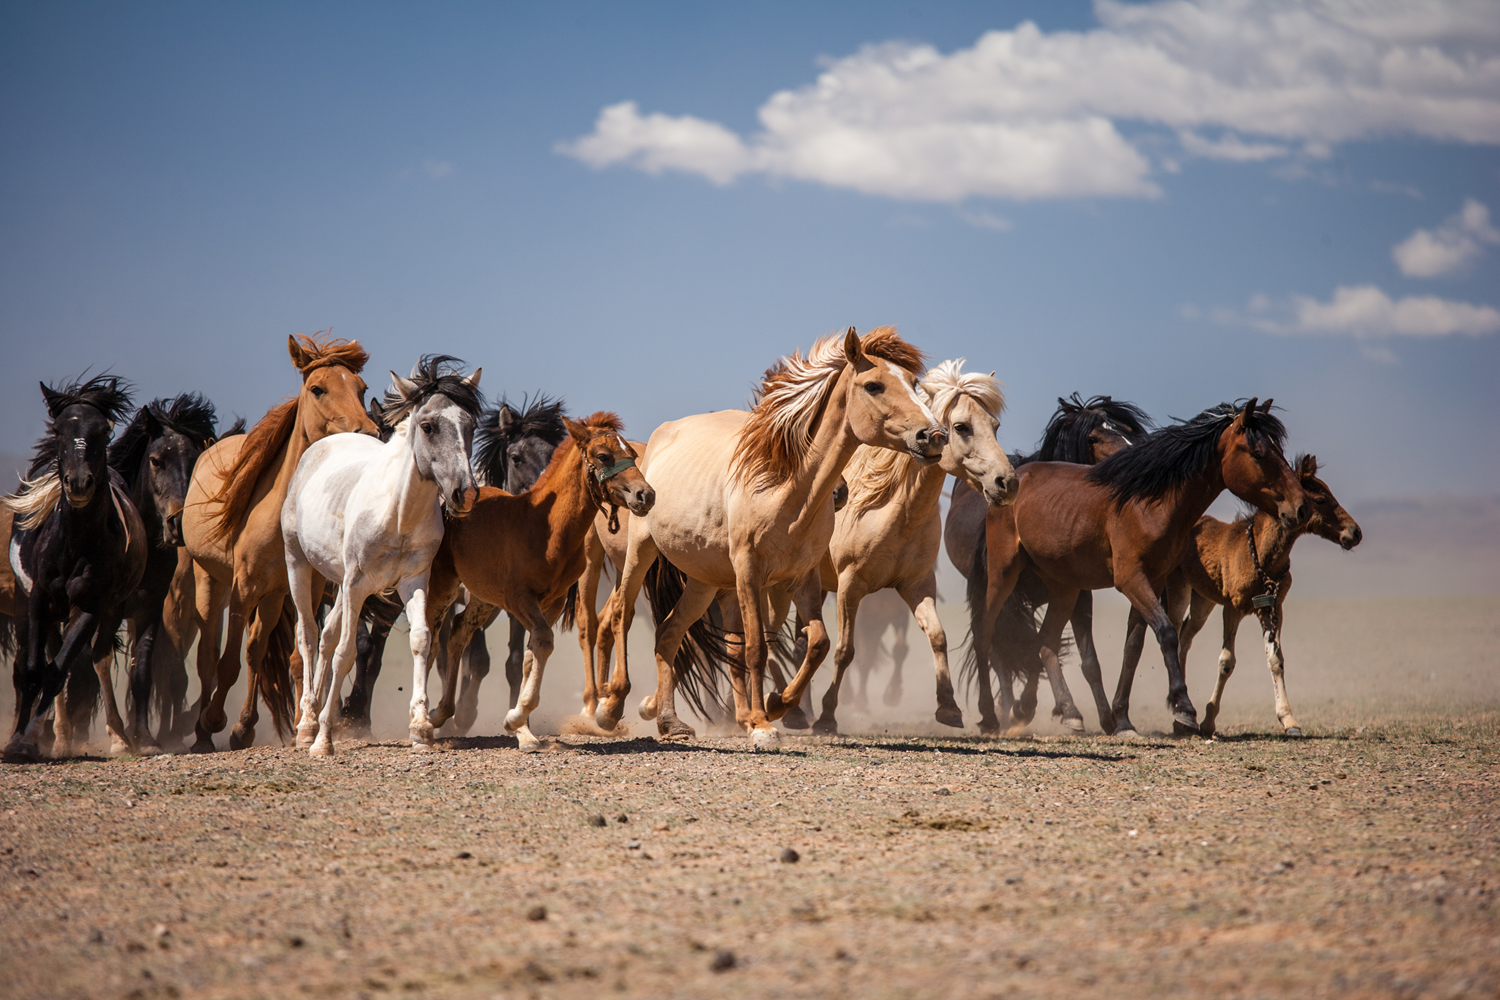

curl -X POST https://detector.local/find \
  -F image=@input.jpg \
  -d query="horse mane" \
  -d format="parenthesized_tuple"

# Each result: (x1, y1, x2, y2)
(524, 411, 624, 495)
(3, 374, 135, 530)
(472, 393, 567, 488)
(730, 327, 926, 492)
(1021, 393, 1154, 468)
(376, 354, 484, 427)
(1086, 401, 1287, 508)
(205, 333, 368, 542)
(109, 393, 219, 491)
(842, 360, 996, 515)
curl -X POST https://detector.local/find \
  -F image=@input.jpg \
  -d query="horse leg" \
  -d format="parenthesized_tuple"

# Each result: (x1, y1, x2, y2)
(198, 578, 254, 750)
(342, 605, 389, 737)
(128, 616, 164, 754)
(599, 528, 658, 730)
(903, 576, 961, 728)
(453, 624, 492, 734)
(10, 609, 97, 761)
(1035, 589, 1084, 732)
(1263, 603, 1301, 737)
(287, 545, 325, 748)
(1118, 576, 1198, 736)
(576, 530, 606, 716)
(500, 599, 556, 752)
(189, 567, 228, 753)
(153, 549, 198, 747)
(434, 601, 496, 730)
(764, 568, 830, 741)
(716, 594, 752, 731)
(84, 612, 131, 755)
(310, 588, 363, 757)
(1069, 591, 1116, 734)
(503, 615, 524, 710)
(1112, 605, 1150, 737)
(813, 577, 867, 736)
(1196, 596, 1234, 738)
(231, 588, 288, 750)
(973, 535, 1026, 737)
(645, 576, 719, 741)
(882, 614, 910, 709)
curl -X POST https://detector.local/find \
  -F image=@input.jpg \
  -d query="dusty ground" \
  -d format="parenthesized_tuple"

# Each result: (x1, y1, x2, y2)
(1, 594, 1496, 999)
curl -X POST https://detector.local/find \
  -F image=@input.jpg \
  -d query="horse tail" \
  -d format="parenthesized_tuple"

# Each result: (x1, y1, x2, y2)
(642, 557, 732, 722)
(0, 608, 13, 660)
(254, 595, 299, 742)
(558, 582, 579, 634)
(957, 535, 990, 696)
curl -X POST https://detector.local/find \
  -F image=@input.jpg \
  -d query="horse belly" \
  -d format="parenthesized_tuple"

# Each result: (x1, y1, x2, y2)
(638, 413, 739, 589)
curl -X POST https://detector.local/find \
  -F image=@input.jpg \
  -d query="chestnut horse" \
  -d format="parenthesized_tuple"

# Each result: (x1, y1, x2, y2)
(1122, 453, 1361, 738)
(597, 327, 944, 747)
(426, 413, 654, 750)
(181, 334, 377, 751)
(967, 400, 1307, 737)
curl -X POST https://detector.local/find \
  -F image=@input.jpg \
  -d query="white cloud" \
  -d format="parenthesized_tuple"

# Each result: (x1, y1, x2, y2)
(559, 0, 1500, 202)
(1228, 284, 1500, 340)
(1391, 199, 1500, 277)
(960, 209, 1014, 231)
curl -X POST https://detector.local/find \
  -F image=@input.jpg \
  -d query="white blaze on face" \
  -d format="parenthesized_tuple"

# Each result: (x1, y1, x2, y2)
(886, 362, 935, 424)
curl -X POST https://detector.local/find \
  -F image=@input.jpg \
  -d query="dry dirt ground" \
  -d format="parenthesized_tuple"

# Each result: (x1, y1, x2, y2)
(1, 595, 1497, 999)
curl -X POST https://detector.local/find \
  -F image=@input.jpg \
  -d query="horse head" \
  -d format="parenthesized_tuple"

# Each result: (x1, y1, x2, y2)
(386, 358, 484, 516)
(288, 333, 379, 442)
(1297, 453, 1362, 550)
(40, 375, 132, 510)
(1220, 398, 1308, 531)
(564, 413, 654, 517)
(841, 327, 945, 464)
(920, 359, 1016, 506)
(113, 394, 218, 546)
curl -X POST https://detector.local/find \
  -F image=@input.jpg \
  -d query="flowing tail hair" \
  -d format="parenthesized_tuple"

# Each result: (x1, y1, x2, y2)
(641, 557, 733, 721)
(957, 539, 1068, 699)
(252, 595, 300, 742)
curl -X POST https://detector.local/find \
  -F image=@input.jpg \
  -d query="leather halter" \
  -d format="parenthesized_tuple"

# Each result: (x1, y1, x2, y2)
(1245, 519, 1285, 635)
(582, 443, 638, 535)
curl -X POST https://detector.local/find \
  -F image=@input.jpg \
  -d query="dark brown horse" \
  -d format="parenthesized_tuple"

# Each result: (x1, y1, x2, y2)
(1121, 453, 1361, 737)
(967, 400, 1307, 737)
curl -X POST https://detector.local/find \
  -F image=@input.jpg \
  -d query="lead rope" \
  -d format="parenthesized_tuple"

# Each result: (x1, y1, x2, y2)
(1245, 519, 1282, 637)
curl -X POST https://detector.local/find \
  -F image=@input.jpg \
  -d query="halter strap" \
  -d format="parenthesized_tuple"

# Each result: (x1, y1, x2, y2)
(1245, 519, 1284, 635)
(593, 456, 637, 483)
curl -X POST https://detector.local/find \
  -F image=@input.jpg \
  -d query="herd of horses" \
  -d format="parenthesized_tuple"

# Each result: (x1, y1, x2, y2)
(1, 327, 1362, 762)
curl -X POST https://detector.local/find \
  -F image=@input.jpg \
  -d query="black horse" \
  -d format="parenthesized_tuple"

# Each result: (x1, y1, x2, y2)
(101, 394, 220, 752)
(5, 375, 146, 761)
(339, 393, 567, 733)
(962, 394, 1153, 734)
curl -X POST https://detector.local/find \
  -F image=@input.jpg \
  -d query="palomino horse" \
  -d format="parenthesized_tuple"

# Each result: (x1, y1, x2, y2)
(4, 376, 146, 761)
(597, 327, 944, 747)
(285, 357, 482, 755)
(950, 393, 1152, 733)
(1121, 453, 1361, 738)
(967, 400, 1308, 738)
(427, 413, 654, 750)
(810, 359, 1016, 735)
(182, 333, 377, 751)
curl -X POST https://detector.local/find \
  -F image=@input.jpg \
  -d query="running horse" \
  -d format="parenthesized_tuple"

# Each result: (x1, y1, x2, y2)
(596, 327, 945, 747)
(1123, 453, 1361, 738)
(967, 400, 1307, 737)
(181, 333, 378, 751)
(4, 375, 146, 761)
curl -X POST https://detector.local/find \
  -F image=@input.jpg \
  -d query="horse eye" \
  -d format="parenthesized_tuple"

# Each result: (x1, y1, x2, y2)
(863, 382, 884, 395)
(421, 422, 436, 435)
(149, 456, 164, 468)
(953, 423, 971, 436)
(1314, 496, 1327, 505)
(310, 385, 326, 398)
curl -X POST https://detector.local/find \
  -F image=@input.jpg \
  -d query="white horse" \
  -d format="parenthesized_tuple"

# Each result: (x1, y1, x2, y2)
(282, 357, 481, 756)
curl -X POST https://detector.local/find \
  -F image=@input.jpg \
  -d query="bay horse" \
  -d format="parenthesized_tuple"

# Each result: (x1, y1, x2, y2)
(950, 393, 1152, 733)
(181, 333, 377, 752)
(810, 359, 1016, 734)
(425, 412, 654, 750)
(597, 327, 945, 747)
(967, 400, 1308, 738)
(1121, 453, 1361, 738)
(90, 394, 221, 753)
(4, 375, 146, 761)
(285, 357, 482, 755)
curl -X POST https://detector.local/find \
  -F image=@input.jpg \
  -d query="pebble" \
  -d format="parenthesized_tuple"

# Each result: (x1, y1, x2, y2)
(710, 949, 737, 972)
(589, 815, 607, 828)
(526, 905, 547, 922)
(779, 847, 800, 864)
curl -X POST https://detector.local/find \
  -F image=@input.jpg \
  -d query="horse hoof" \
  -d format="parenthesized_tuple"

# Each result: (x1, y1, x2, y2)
(517, 739, 542, 754)
(1061, 715, 1086, 733)
(764, 690, 789, 721)
(309, 742, 334, 758)
(1172, 713, 1201, 737)
(593, 708, 619, 732)
(779, 705, 810, 730)
(1284, 727, 1304, 739)
(935, 706, 964, 729)
(108, 738, 133, 757)
(978, 719, 1001, 738)
(638, 695, 659, 721)
(2, 741, 42, 764)
(750, 727, 780, 749)
(1199, 720, 1217, 739)
(137, 742, 165, 757)
(410, 739, 435, 753)
(188, 738, 216, 754)
(1114, 727, 1139, 739)
(811, 717, 839, 736)
(228, 726, 255, 751)
(658, 718, 696, 742)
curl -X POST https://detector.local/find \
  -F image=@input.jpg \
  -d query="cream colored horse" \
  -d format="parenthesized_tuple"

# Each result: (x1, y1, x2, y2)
(810, 360, 1016, 734)
(595, 327, 944, 747)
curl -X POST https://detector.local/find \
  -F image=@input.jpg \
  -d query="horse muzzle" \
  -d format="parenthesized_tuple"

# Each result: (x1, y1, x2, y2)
(1339, 524, 1362, 550)
(983, 474, 1019, 508)
(626, 485, 656, 516)
(165, 511, 185, 546)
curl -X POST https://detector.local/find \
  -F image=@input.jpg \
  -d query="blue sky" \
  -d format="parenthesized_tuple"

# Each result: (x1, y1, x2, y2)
(2, 1, 1497, 501)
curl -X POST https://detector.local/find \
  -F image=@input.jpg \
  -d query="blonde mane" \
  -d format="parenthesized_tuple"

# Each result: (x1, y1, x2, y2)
(841, 359, 1003, 515)
(2, 471, 63, 530)
(729, 327, 925, 492)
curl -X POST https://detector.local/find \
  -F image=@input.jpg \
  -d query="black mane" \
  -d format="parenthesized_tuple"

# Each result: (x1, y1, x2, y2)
(1085, 401, 1287, 508)
(108, 393, 219, 489)
(377, 355, 484, 426)
(472, 393, 567, 489)
(29, 373, 135, 478)
(1014, 393, 1154, 468)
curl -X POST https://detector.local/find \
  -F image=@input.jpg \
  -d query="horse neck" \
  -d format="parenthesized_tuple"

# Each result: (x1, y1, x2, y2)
(268, 403, 318, 497)
(536, 441, 598, 551)
(1157, 463, 1227, 540)
(390, 429, 442, 536)
(129, 460, 163, 541)
(906, 463, 948, 519)
(1250, 511, 1300, 577)
(784, 369, 860, 535)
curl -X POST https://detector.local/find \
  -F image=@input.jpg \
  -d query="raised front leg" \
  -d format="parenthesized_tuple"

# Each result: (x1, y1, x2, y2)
(902, 576, 960, 729)
(764, 567, 830, 743)
(813, 577, 867, 736)
(231, 589, 289, 750)
(1197, 597, 1237, 738)
(8, 606, 98, 761)
(1069, 591, 1116, 734)
(503, 596, 556, 752)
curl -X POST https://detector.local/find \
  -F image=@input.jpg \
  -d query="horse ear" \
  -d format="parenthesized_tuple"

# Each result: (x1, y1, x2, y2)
(1260, 398, 1273, 412)
(39, 382, 64, 416)
(464, 367, 482, 389)
(287, 335, 311, 371)
(842, 327, 863, 365)
(497, 405, 520, 433)
(367, 398, 384, 425)
(1241, 397, 1258, 419)
(1299, 453, 1317, 476)
(561, 416, 589, 442)
(388, 370, 418, 401)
